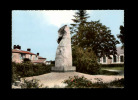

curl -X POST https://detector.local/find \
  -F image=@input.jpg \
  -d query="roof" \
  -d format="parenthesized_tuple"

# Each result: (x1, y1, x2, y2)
(117, 46, 124, 55)
(31, 60, 45, 63)
(12, 49, 36, 55)
(38, 56, 46, 59)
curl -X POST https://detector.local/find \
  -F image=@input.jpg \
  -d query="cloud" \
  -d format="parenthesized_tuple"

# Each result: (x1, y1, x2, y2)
(39, 10, 92, 28)
(39, 10, 76, 28)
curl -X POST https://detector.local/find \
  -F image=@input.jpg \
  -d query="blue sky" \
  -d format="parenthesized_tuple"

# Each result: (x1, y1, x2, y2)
(12, 10, 124, 61)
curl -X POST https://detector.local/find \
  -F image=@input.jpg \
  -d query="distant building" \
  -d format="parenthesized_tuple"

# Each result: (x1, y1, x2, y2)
(12, 45, 46, 64)
(46, 61, 52, 65)
(98, 46, 124, 64)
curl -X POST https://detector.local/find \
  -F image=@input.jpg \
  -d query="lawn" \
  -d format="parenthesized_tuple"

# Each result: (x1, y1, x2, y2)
(101, 66, 124, 71)
(99, 66, 124, 75)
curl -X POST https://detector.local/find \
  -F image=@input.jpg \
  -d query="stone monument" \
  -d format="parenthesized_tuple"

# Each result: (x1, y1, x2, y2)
(51, 25, 76, 72)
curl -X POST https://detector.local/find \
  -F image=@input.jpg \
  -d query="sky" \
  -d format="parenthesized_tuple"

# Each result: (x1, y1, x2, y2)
(12, 10, 124, 61)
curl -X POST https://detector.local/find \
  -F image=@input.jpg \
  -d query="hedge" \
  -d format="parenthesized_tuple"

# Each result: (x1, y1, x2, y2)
(12, 62, 53, 82)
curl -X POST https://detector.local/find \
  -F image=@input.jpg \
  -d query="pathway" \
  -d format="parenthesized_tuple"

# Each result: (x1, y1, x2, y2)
(23, 72, 124, 88)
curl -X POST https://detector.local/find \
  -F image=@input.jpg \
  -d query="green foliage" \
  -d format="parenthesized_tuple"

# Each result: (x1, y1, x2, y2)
(72, 20, 120, 58)
(72, 46, 101, 74)
(109, 78, 124, 87)
(12, 62, 53, 82)
(70, 10, 120, 75)
(63, 75, 94, 88)
(70, 10, 119, 59)
(12, 62, 19, 83)
(70, 10, 90, 34)
(21, 78, 43, 88)
(63, 75, 124, 88)
(117, 25, 124, 49)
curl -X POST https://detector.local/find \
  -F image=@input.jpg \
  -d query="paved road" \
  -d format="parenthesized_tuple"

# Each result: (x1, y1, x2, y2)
(23, 72, 124, 88)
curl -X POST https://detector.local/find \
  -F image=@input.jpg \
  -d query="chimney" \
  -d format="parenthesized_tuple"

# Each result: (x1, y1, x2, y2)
(37, 53, 39, 56)
(13, 45, 21, 50)
(19, 46, 21, 50)
(27, 48, 31, 52)
(13, 45, 16, 49)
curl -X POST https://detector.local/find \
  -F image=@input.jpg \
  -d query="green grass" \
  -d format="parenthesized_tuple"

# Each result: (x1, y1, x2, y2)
(99, 66, 124, 75)
(101, 67, 124, 71)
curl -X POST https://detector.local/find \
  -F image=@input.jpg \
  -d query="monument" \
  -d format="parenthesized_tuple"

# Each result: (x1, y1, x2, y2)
(51, 25, 76, 72)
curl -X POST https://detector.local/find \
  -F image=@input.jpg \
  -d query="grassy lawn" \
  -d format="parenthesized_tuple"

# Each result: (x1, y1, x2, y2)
(101, 67, 124, 71)
(99, 66, 124, 75)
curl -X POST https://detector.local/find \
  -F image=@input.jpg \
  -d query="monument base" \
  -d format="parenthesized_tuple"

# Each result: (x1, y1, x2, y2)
(51, 66, 76, 72)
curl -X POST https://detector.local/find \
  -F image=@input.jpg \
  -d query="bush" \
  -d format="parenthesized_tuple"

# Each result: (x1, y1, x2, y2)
(108, 78, 124, 87)
(12, 62, 20, 83)
(72, 46, 101, 74)
(12, 62, 53, 82)
(63, 76, 124, 88)
(63, 76, 108, 88)
(63, 75, 94, 88)
(21, 78, 43, 88)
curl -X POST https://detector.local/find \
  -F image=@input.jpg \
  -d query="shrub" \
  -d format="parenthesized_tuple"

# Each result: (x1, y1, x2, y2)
(72, 46, 101, 74)
(12, 62, 53, 82)
(63, 76, 124, 88)
(63, 76, 108, 88)
(108, 78, 124, 87)
(12, 62, 20, 83)
(63, 75, 93, 88)
(21, 78, 43, 88)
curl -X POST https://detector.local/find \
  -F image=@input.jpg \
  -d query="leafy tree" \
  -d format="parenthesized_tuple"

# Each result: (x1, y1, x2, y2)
(72, 20, 120, 58)
(70, 10, 119, 74)
(70, 10, 120, 58)
(70, 10, 90, 35)
(117, 25, 124, 49)
(70, 10, 101, 74)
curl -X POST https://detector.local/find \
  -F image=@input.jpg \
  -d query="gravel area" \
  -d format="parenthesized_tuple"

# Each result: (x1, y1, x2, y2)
(23, 72, 124, 88)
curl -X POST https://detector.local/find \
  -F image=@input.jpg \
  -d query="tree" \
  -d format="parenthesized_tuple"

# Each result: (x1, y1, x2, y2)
(72, 20, 120, 59)
(71, 10, 119, 59)
(117, 25, 124, 49)
(70, 10, 119, 74)
(70, 10, 101, 74)
(70, 10, 90, 35)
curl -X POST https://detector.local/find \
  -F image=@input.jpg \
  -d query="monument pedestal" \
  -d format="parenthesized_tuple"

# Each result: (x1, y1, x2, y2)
(51, 66, 76, 72)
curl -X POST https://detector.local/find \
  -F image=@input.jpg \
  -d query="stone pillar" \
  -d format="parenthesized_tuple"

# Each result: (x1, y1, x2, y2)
(51, 25, 76, 72)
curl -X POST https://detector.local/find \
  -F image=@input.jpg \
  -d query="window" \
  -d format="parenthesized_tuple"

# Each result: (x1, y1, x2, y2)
(113, 55, 116, 62)
(20, 54, 22, 60)
(103, 56, 106, 63)
(20, 54, 25, 60)
(120, 56, 124, 62)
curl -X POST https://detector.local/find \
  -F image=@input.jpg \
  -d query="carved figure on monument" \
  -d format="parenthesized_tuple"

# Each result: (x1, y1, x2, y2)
(51, 25, 76, 72)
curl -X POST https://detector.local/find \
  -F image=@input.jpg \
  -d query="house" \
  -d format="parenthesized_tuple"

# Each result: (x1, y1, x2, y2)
(12, 45, 46, 64)
(98, 46, 124, 64)
(31, 53, 46, 64)
(46, 61, 52, 65)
